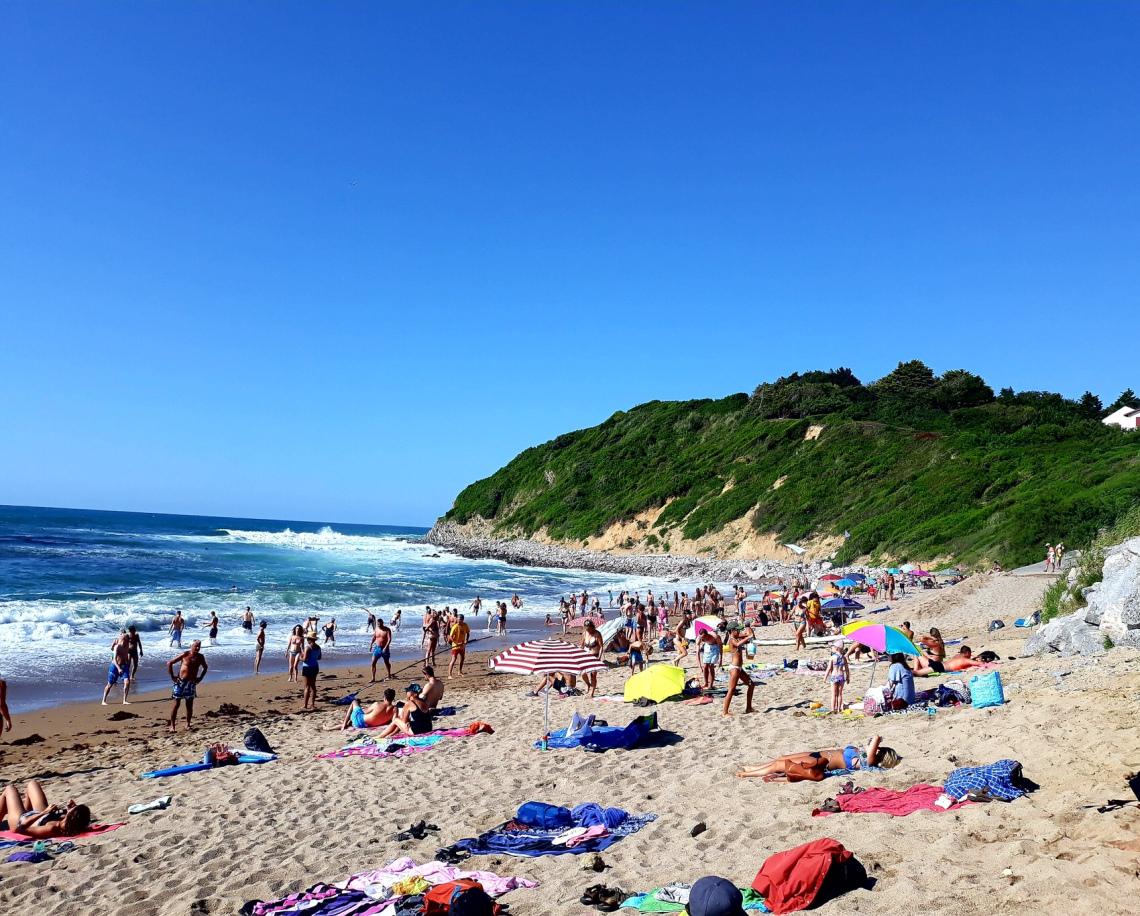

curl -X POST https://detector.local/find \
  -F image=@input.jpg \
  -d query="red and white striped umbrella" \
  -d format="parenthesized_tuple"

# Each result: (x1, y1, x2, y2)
(489, 639, 606, 738)
(489, 638, 606, 676)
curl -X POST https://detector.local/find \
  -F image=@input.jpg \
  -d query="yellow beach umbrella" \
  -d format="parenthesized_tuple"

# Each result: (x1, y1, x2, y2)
(624, 664, 686, 704)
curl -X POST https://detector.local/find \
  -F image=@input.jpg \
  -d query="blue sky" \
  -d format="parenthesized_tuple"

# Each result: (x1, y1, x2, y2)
(2, 2, 1138, 526)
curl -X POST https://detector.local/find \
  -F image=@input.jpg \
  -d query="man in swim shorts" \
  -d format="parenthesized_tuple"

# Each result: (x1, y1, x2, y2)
(167, 640, 208, 733)
(370, 617, 393, 682)
(169, 611, 185, 648)
(242, 606, 254, 633)
(340, 688, 397, 730)
(101, 630, 132, 706)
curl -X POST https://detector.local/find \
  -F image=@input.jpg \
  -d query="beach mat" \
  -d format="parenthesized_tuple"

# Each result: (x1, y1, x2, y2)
(0, 823, 124, 841)
(140, 752, 277, 779)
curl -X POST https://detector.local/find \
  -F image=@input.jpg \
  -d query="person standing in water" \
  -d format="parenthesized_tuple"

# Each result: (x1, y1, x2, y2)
(254, 620, 267, 673)
(207, 612, 219, 646)
(127, 624, 143, 678)
(101, 630, 132, 706)
(242, 606, 254, 635)
(169, 611, 185, 648)
(323, 618, 337, 645)
(167, 640, 208, 732)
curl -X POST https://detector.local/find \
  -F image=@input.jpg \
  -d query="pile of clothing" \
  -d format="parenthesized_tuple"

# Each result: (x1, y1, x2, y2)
(448, 802, 656, 858)
(240, 857, 538, 916)
(537, 712, 664, 752)
(620, 879, 768, 912)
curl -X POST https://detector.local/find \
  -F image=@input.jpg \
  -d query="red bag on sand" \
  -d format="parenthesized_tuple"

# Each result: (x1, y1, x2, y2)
(751, 838, 858, 914)
(422, 879, 498, 915)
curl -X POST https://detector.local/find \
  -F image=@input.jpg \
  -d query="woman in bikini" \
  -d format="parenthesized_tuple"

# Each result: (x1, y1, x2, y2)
(285, 625, 304, 682)
(913, 645, 986, 675)
(736, 736, 899, 782)
(917, 627, 947, 672)
(0, 780, 91, 838)
(580, 620, 603, 698)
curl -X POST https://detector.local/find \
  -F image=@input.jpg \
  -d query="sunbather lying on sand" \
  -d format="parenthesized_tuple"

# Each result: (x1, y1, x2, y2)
(912, 646, 987, 675)
(338, 689, 397, 730)
(1, 780, 91, 838)
(736, 735, 899, 782)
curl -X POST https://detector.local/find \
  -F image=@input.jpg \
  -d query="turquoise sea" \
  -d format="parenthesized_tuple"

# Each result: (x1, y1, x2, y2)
(0, 505, 651, 709)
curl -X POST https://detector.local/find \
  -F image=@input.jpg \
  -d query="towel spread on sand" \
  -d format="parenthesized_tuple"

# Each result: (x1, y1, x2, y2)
(811, 784, 971, 817)
(316, 722, 493, 760)
(621, 887, 769, 912)
(0, 822, 125, 842)
(243, 859, 537, 916)
(454, 807, 657, 858)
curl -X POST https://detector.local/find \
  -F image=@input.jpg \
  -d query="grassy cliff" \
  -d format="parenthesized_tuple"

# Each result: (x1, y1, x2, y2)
(442, 362, 1140, 567)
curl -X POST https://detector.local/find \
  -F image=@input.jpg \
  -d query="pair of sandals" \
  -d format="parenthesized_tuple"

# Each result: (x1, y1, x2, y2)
(434, 844, 470, 866)
(580, 884, 625, 911)
(393, 820, 440, 841)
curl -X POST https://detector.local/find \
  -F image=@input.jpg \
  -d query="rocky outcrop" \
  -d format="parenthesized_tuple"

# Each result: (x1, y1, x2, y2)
(1025, 536, 1140, 656)
(426, 520, 811, 581)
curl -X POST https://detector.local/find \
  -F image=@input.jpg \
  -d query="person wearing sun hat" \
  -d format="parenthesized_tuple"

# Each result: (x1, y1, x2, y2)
(687, 876, 747, 916)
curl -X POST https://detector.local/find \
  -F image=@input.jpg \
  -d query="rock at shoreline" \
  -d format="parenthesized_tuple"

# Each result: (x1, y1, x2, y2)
(425, 520, 811, 581)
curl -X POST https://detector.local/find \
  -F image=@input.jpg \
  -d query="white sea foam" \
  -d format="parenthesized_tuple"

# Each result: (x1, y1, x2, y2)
(216, 526, 423, 553)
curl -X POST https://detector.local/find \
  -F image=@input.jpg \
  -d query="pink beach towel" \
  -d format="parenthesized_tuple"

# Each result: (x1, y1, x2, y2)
(0, 822, 125, 841)
(812, 784, 971, 817)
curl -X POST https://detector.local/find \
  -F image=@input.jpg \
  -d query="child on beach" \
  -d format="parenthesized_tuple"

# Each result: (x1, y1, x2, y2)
(628, 633, 646, 673)
(698, 628, 722, 690)
(824, 643, 850, 713)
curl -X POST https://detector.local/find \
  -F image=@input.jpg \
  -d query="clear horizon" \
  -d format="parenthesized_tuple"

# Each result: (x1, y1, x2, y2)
(3, 3, 1138, 523)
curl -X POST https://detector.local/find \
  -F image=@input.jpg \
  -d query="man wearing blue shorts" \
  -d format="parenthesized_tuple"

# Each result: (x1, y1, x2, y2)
(370, 618, 393, 682)
(101, 630, 132, 706)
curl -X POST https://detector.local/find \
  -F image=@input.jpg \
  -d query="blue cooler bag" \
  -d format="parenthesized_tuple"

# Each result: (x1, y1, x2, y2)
(970, 670, 1005, 708)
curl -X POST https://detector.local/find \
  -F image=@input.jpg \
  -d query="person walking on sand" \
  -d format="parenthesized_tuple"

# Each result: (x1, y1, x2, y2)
(167, 640, 208, 732)
(127, 624, 143, 678)
(370, 617, 393, 682)
(824, 642, 850, 714)
(1044, 543, 1054, 573)
(581, 620, 602, 698)
(722, 623, 756, 717)
(300, 634, 322, 710)
(697, 626, 722, 690)
(101, 630, 132, 706)
(169, 610, 185, 648)
(448, 613, 470, 677)
(285, 624, 304, 682)
(207, 612, 219, 646)
(254, 620, 267, 673)
(423, 610, 439, 667)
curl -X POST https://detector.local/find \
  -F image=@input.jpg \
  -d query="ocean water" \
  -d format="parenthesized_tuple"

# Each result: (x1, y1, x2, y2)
(0, 505, 654, 708)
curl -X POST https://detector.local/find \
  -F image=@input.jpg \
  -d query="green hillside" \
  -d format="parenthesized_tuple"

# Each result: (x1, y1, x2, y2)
(442, 362, 1140, 567)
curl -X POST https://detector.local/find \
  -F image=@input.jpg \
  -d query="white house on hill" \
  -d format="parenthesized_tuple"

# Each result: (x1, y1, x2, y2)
(1103, 404, 1140, 430)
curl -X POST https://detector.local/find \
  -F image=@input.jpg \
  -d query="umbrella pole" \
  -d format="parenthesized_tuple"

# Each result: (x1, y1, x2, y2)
(543, 683, 550, 738)
(868, 658, 878, 690)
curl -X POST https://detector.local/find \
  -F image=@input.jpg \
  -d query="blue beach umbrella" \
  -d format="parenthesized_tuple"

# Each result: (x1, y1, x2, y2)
(835, 578, 859, 588)
(846, 573, 867, 581)
(822, 597, 864, 611)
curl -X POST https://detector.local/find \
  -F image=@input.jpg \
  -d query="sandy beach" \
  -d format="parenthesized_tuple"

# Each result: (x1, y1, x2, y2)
(2, 571, 1139, 915)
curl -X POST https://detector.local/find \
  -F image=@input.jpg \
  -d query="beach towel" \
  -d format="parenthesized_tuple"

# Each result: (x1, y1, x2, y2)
(751, 838, 864, 915)
(0, 823, 124, 842)
(943, 759, 1030, 801)
(537, 713, 661, 752)
(140, 750, 277, 779)
(620, 887, 769, 912)
(244, 859, 538, 916)
(454, 806, 656, 858)
(811, 784, 970, 817)
(317, 722, 492, 760)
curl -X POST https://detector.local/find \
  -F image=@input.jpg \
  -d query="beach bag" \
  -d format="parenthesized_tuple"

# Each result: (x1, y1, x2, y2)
(243, 727, 274, 755)
(422, 879, 497, 915)
(515, 801, 572, 830)
(862, 685, 890, 717)
(970, 671, 1005, 709)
